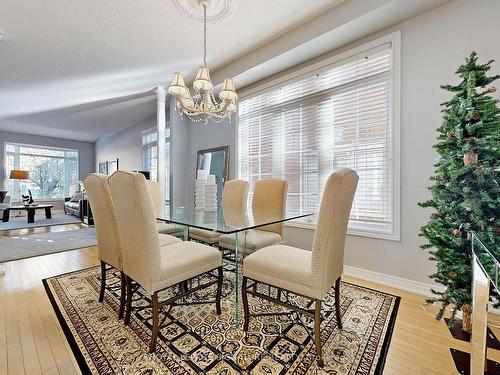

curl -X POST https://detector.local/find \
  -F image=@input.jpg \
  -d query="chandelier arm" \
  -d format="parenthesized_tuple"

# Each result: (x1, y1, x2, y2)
(213, 100, 231, 114)
(174, 96, 199, 113)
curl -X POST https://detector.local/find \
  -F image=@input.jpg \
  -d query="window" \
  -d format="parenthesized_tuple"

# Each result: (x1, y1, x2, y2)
(238, 33, 400, 239)
(5, 142, 79, 200)
(142, 127, 171, 204)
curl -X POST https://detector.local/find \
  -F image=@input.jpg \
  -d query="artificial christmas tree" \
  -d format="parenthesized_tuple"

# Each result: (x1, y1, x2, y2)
(420, 52, 500, 333)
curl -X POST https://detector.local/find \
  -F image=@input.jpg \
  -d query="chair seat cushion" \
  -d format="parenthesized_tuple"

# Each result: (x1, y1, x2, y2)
(158, 233, 181, 247)
(243, 245, 322, 300)
(189, 227, 221, 244)
(157, 222, 184, 235)
(152, 241, 222, 292)
(219, 229, 282, 253)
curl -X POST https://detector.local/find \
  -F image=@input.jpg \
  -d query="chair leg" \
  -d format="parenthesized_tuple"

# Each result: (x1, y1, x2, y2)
(335, 277, 342, 329)
(149, 292, 160, 353)
(242, 276, 250, 331)
(124, 276, 133, 325)
(314, 299, 324, 367)
(216, 266, 223, 315)
(118, 272, 126, 320)
(99, 261, 106, 303)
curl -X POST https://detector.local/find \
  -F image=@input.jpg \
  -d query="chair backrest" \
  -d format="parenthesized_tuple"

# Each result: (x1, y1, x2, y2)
(221, 179, 249, 212)
(83, 173, 122, 270)
(252, 179, 287, 235)
(108, 170, 161, 293)
(311, 169, 358, 296)
(146, 181, 164, 219)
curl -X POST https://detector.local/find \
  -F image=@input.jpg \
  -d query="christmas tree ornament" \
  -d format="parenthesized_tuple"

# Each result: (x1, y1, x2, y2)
(463, 149, 478, 165)
(452, 229, 462, 237)
(472, 112, 481, 120)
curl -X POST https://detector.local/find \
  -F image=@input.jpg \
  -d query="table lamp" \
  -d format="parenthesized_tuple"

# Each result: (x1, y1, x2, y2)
(9, 170, 30, 204)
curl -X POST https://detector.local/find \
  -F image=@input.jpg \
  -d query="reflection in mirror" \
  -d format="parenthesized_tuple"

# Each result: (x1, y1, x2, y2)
(196, 146, 229, 207)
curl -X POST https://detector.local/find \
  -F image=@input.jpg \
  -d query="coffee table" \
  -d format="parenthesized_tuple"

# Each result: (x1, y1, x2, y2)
(2, 204, 53, 224)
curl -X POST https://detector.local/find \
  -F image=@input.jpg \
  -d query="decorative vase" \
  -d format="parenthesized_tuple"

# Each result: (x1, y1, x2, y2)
(462, 304, 472, 333)
(463, 149, 478, 166)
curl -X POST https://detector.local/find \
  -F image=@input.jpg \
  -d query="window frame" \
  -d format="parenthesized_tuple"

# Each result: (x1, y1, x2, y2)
(236, 31, 401, 241)
(141, 126, 172, 208)
(4, 141, 80, 201)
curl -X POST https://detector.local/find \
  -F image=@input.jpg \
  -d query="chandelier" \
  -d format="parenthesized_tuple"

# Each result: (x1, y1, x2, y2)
(168, 0, 238, 123)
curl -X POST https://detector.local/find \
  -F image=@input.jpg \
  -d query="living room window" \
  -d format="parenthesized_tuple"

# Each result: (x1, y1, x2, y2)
(4, 142, 79, 200)
(238, 33, 400, 240)
(142, 127, 171, 203)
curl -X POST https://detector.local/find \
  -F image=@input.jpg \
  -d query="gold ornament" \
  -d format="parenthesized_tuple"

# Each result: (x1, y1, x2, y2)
(463, 149, 478, 166)
(452, 229, 462, 237)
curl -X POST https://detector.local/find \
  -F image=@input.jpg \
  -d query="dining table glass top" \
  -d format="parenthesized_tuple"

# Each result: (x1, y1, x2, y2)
(158, 205, 314, 234)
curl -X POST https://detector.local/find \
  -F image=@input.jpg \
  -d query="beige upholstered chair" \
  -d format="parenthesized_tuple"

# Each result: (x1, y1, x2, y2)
(189, 179, 249, 244)
(147, 181, 184, 237)
(84, 173, 127, 319)
(219, 178, 287, 256)
(84, 174, 180, 319)
(241, 169, 358, 367)
(108, 170, 223, 353)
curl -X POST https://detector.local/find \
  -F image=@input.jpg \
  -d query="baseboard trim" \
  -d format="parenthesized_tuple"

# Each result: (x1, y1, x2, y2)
(344, 265, 440, 298)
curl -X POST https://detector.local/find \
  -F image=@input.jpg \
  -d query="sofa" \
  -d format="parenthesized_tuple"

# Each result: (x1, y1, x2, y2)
(64, 192, 86, 219)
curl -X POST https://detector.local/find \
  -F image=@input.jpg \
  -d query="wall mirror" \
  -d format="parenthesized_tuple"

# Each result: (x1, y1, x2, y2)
(196, 146, 229, 207)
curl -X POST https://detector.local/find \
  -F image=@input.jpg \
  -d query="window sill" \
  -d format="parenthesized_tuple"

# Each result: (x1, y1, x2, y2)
(285, 220, 400, 241)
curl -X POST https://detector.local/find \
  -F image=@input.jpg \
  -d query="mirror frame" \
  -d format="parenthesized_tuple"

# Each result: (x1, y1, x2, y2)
(195, 146, 230, 185)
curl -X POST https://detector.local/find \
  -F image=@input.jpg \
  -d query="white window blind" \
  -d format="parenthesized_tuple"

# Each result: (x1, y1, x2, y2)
(238, 42, 398, 238)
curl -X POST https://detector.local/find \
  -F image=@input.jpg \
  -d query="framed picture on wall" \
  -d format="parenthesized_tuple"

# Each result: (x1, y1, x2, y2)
(98, 162, 107, 174)
(107, 159, 119, 174)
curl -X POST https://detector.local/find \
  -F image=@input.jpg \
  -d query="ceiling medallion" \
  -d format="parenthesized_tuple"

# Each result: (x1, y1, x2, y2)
(168, 0, 237, 123)
(171, 0, 234, 23)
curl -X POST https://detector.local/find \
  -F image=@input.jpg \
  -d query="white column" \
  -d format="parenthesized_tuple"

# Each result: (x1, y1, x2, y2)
(154, 87, 167, 217)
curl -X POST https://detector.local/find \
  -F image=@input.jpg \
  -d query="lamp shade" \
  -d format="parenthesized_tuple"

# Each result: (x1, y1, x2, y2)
(9, 170, 29, 180)
(168, 73, 189, 96)
(219, 78, 238, 101)
(193, 66, 213, 91)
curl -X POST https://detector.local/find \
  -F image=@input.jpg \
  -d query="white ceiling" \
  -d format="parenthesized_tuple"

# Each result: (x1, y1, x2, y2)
(0, 0, 450, 142)
(0, 0, 343, 141)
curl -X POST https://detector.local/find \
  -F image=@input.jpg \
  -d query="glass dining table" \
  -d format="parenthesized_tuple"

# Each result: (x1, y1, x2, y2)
(158, 205, 313, 323)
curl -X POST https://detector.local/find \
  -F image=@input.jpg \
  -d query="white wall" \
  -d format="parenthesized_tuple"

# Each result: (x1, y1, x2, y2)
(188, 0, 500, 285)
(94, 117, 156, 173)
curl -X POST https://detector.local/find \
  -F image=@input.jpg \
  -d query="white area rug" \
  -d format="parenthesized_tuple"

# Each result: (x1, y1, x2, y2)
(0, 213, 82, 231)
(0, 228, 97, 262)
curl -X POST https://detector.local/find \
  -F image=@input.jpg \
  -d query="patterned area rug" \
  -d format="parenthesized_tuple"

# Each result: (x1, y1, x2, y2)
(44, 266, 399, 374)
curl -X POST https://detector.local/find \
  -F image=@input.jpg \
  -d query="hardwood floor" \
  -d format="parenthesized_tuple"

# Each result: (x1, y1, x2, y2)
(1, 225, 498, 374)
